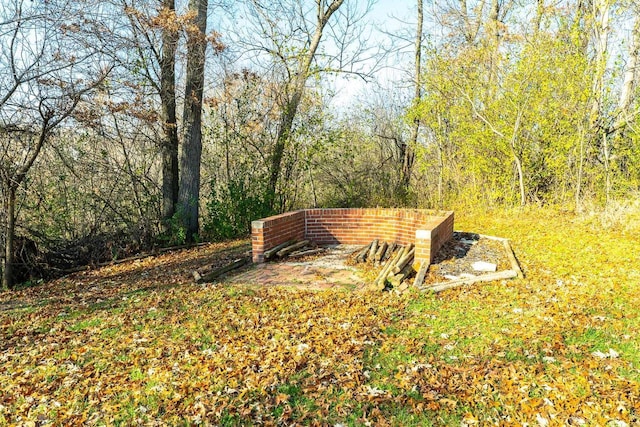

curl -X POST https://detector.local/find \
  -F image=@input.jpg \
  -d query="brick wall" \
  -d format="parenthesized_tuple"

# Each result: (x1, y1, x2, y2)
(414, 212, 455, 265)
(251, 210, 305, 263)
(251, 208, 454, 265)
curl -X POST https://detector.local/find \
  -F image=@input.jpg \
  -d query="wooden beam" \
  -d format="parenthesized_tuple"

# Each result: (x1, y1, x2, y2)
(264, 240, 296, 260)
(503, 239, 524, 278)
(367, 240, 379, 264)
(276, 240, 310, 257)
(423, 269, 517, 293)
(413, 261, 429, 288)
(392, 248, 415, 274)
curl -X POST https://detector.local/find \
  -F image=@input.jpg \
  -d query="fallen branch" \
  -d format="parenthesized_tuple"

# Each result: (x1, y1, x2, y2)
(423, 269, 517, 293)
(194, 257, 250, 283)
(156, 241, 211, 254)
(58, 243, 214, 274)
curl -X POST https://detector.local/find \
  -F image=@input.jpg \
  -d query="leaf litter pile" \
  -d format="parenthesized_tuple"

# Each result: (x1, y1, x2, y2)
(1, 210, 640, 425)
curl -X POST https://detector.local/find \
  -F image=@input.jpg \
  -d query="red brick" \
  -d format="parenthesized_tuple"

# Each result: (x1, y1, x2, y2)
(252, 208, 453, 265)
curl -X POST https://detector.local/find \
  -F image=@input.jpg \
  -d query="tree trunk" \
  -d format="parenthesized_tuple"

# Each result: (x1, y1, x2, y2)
(589, 0, 610, 127)
(458, 0, 484, 45)
(268, 96, 300, 211)
(534, 0, 545, 34)
(460, 0, 470, 42)
(617, 16, 639, 120)
(603, 132, 611, 205)
(610, 13, 639, 139)
(400, 0, 424, 197)
(2, 187, 15, 290)
(178, 0, 208, 240)
(160, 0, 179, 228)
(1, 114, 51, 290)
(487, 0, 500, 90)
(489, 0, 500, 45)
(266, 0, 344, 211)
(575, 126, 586, 211)
(436, 113, 446, 206)
(587, 0, 611, 205)
(510, 108, 526, 206)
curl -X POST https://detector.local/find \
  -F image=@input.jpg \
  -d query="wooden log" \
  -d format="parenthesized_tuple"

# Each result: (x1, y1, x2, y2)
(393, 243, 413, 267)
(374, 241, 388, 262)
(503, 240, 524, 278)
(373, 255, 393, 285)
(264, 240, 296, 260)
(373, 255, 393, 287)
(424, 269, 517, 293)
(196, 257, 250, 283)
(393, 244, 409, 266)
(288, 248, 325, 258)
(277, 240, 310, 257)
(382, 242, 396, 262)
(374, 246, 404, 286)
(413, 261, 429, 288)
(367, 240, 379, 264)
(389, 263, 416, 288)
(355, 242, 372, 262)
(392, 248, 415, 274)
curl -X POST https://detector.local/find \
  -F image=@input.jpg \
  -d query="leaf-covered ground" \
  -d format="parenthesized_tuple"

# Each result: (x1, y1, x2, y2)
(1, 209, 640, 426)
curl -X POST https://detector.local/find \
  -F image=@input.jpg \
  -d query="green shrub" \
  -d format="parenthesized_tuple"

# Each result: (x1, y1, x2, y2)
(203, 178, 273, 240)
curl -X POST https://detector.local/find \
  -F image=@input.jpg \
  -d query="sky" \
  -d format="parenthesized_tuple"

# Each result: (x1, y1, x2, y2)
(329, 0, 420, 108)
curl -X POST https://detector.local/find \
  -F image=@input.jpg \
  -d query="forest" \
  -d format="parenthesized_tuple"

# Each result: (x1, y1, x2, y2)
(0, 0, 638, 290)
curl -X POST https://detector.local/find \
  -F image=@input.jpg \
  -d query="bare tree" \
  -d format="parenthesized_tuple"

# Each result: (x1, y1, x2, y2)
(580, 0, 611, 207)
(159, 0, 180, 227)
(237, 0, 377, 211)
(0, 0, 111, 289)
(120, 0, 225, 239)
(119, 0, 181, 230)
(400, 0, 424, 196)
(178, 0, 209, 240)
(266, 0, 344, 210)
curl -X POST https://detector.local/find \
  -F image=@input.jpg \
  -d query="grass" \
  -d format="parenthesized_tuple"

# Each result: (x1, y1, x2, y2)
(1, 211, 640, 425)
